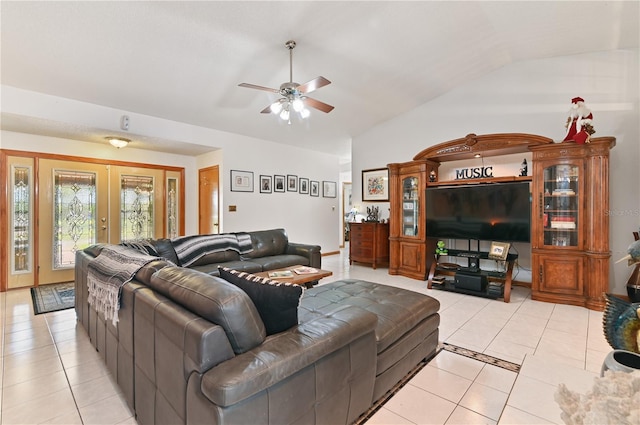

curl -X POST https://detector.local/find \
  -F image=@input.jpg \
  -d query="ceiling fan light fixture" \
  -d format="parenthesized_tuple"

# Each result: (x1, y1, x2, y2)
(292, 98, 305, 112)
(106, 137, 130, 149)
(238, 40, 333, 123)
(270, 102, 283, 114)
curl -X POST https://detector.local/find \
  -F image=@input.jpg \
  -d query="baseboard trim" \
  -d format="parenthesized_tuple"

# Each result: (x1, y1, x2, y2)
(321, 251, 340, 256)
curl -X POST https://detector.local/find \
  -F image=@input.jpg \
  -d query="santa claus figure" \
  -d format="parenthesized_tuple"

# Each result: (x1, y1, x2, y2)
(563, 97, 594, 144)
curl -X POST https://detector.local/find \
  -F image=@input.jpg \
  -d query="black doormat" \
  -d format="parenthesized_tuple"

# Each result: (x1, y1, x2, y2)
(30, 282, 75, 315)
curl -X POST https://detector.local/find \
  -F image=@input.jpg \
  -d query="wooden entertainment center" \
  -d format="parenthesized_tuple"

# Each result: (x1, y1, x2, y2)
(388, 133, 615, 310)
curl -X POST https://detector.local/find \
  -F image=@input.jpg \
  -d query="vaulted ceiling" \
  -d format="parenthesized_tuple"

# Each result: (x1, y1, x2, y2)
(1, 1, 638, 160)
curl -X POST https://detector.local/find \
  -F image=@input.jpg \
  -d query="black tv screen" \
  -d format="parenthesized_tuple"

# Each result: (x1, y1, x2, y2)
(426, 182, 531, 242)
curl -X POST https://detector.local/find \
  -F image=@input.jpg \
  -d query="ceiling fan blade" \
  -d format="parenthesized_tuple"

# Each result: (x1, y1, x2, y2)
(238, 83, 279, 93)
(297, 76, 331, 94)
(304, 97, 334, 113)
(260, 104, 275, 114)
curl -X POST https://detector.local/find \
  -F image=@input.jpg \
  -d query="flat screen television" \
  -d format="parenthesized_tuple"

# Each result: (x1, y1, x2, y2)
(426, 181, 531, 242)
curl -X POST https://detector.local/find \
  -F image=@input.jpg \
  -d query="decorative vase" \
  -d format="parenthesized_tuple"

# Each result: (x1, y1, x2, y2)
(626, 264, 640, 302)
(601, 349, 640, 376)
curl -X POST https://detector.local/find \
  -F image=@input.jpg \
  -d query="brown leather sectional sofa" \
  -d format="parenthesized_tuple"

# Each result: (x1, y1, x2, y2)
(74, 229, 440, 424)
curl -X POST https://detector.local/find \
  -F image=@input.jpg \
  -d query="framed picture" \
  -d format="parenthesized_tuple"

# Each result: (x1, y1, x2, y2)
(299, 177, 309, 194)
(259, 175, 272, 193)
(323, 181, 337, 198)
(362, 168, 389, 201)
(287, 174, 298, 192)
(310, 180, 320, 197)
(230, 170, 253, 192)
(488, 241, 510, 260)
(274, 175, 285, 192)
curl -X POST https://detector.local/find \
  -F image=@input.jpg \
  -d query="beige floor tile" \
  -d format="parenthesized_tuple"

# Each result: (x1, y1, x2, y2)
(384, 384, 457, 425)
(71, 373, 123, 408)
(59, 342, 104, 368)
(446, 328, 496, 352)
(44, 410, 84, 425)
(474, 364, 518, 394)
(446, 406, 497, 425)
(518, 354, 597, 389)
(498, 406, 554, 424)
(78, 393, 136, 425)
(493, 327, 541, 349)
(1, 387, 78, 425)
(2, 370, 70, 409)
(430, 350, 485, 381)
(65, 357, 112, 386)
(410, 364, 473, 403)
(2, 354, 64, 387)
(459, 382, 509, 421)
(365, 407, 414, 425)
(484, 339, 534, 364)
(505, 375, 563, 424)
(3, 325, 54, 345)
(2, 343, 59, 368)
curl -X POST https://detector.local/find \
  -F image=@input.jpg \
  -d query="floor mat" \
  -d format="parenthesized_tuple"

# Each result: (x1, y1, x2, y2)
(30, 282, 75, 315)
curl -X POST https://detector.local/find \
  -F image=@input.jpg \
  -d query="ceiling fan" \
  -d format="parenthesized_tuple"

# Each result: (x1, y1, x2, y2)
(239, 40, 334, 122)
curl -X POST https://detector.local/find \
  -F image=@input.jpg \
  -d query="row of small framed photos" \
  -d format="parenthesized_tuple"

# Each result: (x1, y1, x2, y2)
(231, 170, 337, 198)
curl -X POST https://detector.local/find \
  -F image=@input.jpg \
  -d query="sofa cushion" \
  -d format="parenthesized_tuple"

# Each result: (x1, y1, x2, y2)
(150, 238, 180, 265)
(248, 255, 310, 271)
(242, 229, 288, 259)
(191, 260, 262, 276)
(172, 234, 253, 267)
(148, 266, 266, 353)
(219, 267, 303, 335)
(190, 249, 240, 267)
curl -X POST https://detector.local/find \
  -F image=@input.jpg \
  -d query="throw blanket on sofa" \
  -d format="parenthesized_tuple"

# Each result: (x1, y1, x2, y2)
(171, 233, 253, 267)
(87, 245, 160, 326)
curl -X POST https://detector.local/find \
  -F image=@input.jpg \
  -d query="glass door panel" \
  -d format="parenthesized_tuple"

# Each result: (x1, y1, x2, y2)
(7, 157, 35, 289)
(402, 176, 419, 237)
(109, 166, 165, 243)
(38, 159, 109, 285)
(542, 163, 580, 247)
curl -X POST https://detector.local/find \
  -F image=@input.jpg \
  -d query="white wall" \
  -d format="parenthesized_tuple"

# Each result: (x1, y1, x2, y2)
(353, 49, 640, 293)
(196, 137, 340, 251)
(1, 87, 343, 254)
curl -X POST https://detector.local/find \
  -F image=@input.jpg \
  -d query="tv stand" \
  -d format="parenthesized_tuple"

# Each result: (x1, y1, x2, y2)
(427, 248, 517, 302)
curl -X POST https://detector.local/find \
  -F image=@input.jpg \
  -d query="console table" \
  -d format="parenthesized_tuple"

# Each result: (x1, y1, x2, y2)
(427, 249, 518, 302)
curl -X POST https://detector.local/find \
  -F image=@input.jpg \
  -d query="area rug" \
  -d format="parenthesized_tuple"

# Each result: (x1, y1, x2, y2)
(353, 343, 521, 424)
(30, 282, 75, 315)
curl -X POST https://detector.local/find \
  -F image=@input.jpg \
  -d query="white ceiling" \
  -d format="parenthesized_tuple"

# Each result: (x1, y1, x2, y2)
(1, 1, 638, 160)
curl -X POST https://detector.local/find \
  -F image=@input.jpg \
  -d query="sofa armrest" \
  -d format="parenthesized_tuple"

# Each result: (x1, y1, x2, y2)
(286, 242, 321, 268)
(199, 305, 377, 407)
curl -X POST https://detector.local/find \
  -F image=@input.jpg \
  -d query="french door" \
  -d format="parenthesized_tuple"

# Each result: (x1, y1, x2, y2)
(2, 152, 184, 290)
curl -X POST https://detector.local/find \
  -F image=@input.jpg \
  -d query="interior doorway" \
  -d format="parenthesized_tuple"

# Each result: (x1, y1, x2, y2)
(199, 165, 220, 234)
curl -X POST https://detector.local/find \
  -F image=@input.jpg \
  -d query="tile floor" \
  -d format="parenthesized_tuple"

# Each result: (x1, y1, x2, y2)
(0, 248, 613, 424)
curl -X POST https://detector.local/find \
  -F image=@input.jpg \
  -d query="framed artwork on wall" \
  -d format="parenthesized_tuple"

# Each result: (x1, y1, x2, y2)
(299, 177, 309, 194)
(362, 168, 389, 201)
(310, 181, 320, 197)
(323, 181, 337, 198)
(287, 174, 298, 192)
(230, 170, 254, 192)
(259, 175, 272, 193)
(274, 175, 285, 192)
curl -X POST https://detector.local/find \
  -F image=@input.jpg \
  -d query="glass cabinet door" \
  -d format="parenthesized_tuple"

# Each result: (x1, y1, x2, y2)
(541, 163, 580, 247)
(402, 176, 419, 237)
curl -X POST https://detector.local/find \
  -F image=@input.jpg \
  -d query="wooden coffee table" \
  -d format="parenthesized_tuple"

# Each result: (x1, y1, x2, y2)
(255, 265, 332, 288)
